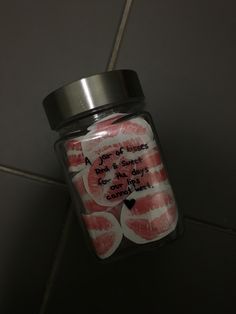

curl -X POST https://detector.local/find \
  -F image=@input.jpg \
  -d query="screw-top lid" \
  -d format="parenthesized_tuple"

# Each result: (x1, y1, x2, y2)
(43, 69, 144, 130)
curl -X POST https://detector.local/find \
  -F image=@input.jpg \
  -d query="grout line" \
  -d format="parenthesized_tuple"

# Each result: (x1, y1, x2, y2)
(106, 0, 133, 71)
(184, 215, 236, 236)
(39, 207, 74, 314)
(0, 2, 134, 186)
(0, 164, 66, 188)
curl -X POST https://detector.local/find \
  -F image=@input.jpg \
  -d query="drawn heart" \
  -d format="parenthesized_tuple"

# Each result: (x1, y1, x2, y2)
(124, 199, 136, 210)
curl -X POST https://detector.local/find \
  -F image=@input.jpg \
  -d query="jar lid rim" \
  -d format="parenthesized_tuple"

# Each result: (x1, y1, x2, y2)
(43, 69, 144, 130)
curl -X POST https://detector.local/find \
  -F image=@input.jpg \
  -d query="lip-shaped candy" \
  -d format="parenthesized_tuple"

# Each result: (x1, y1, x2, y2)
(83, 212, 123, 259)
(65, 114, 178, 257)
(121, 186, 178, 244)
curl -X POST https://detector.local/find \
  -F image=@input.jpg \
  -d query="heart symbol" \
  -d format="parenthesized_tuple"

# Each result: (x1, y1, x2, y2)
(124, 199, 136, 210)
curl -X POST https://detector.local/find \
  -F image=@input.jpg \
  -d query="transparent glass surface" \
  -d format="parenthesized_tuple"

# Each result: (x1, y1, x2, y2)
(55, 107, 183, 261)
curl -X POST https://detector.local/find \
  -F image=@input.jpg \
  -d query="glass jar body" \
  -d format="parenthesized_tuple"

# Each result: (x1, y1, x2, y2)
(55, 102, 183, 261)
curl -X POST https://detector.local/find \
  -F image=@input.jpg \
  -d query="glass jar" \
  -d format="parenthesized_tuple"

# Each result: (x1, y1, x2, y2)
(43, 70, 183, 261)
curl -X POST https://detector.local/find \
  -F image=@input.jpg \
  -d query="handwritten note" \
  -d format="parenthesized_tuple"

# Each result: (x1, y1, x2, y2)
(84, 143, 155, 201)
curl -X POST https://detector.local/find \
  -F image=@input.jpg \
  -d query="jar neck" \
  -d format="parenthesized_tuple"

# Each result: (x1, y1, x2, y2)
(58, 101, 145, 137)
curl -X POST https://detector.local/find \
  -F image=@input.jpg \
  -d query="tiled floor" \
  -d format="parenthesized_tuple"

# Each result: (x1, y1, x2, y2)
(44, 212, 236, 314)
(0, 172, 69, 313)
(0, 0, 124, 180)
(1, 1, 236, 313)
(117, 0, 236, 230)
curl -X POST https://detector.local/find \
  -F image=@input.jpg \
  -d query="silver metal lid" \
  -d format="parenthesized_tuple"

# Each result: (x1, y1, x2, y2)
(43, 69, 144, 130)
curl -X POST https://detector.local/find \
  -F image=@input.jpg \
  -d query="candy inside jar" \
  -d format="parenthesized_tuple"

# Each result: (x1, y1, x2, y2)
(43, 70, 183, 260)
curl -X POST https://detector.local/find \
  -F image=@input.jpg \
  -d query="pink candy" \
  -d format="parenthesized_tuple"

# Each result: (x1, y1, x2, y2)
(64, 113, 178, 258)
